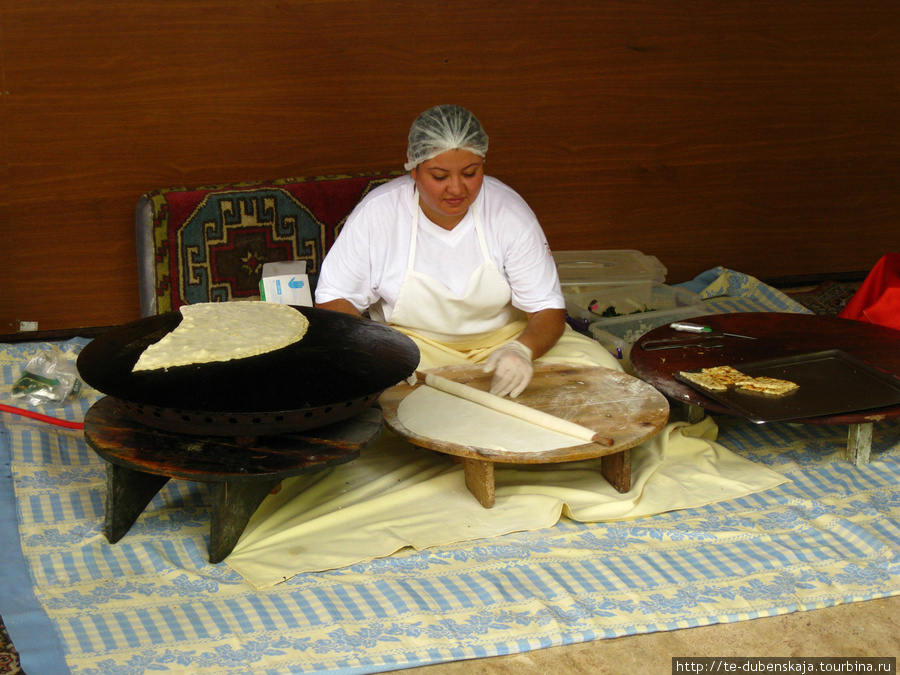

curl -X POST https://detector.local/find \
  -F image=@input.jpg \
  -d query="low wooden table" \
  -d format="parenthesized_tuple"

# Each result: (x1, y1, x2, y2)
(379, 363, 669, 508)
(631, 312, 900, 466)
(83, 396, 382, 563)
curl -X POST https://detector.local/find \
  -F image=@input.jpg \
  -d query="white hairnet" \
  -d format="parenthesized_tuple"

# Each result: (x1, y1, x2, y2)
(405, 105, 489, 171)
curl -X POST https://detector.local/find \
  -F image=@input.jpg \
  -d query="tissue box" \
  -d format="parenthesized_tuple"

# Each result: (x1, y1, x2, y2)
(259, 261, 313, 307)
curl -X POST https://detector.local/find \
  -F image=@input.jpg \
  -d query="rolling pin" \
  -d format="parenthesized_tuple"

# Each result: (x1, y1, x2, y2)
(418, 372, 614, 446)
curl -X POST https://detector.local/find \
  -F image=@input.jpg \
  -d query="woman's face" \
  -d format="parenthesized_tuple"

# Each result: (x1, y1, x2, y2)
(411, 149, 484, 229)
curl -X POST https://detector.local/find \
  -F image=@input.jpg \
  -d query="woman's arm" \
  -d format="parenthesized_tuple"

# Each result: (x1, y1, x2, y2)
(315, 298, 363, 317)
(483, 307, 566, 397)
(515, 307, 566, 360)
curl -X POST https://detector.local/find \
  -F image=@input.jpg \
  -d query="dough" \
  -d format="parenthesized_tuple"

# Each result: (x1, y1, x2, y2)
(423, 373, 603, 442)
(133, 302, 310, 372)
(397, 385, 589, 454)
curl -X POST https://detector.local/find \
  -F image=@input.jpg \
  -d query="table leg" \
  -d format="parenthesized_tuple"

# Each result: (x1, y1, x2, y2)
(601, 449, 632, 493)
(104, 463, 171, 544)
(682, 402, 706, 424)
(846, 423, 873, 467)
(207, 480, 281, 563)
(462, 458, 495, 508)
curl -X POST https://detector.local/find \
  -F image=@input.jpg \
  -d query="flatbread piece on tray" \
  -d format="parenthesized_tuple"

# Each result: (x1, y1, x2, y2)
(679, 365, 798, 397)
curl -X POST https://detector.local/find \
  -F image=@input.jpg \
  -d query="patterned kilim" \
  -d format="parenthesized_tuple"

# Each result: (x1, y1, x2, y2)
(781, 281, 862, 317)
(0, 622, 20, 675)
(144, 172, 401, 314)
(1, 339, 900, 674)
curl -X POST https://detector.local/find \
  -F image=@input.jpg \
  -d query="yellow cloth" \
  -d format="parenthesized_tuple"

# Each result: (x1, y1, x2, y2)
(227, 417, 787, 588)
(395, 320, 624, 372)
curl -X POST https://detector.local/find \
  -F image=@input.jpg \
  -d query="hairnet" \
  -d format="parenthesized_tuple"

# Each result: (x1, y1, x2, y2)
(404, 105, 489, 171)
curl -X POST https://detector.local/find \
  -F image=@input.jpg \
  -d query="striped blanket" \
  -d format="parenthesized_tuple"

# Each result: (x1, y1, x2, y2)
(1, 339, 899, 674)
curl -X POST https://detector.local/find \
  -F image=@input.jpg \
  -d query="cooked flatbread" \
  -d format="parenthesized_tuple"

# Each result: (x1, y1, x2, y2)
(703, 365, 755, 386)
(680, 366, 798, 397)
(679, 370, 729, 391)
(133, 302, 309, 372)
(736, 376, 799, 396)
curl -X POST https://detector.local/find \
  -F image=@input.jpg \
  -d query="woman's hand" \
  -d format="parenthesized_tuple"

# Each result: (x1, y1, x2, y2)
(484, 308, 566, 398)
(484, 341, 533, 398)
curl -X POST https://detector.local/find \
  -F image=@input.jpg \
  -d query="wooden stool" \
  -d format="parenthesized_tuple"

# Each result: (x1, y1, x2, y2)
(84, 397, 382, 562)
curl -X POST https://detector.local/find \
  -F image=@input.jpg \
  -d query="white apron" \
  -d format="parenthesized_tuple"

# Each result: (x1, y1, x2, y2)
(388, 191, 524, 346)
(388, 191, 622, 373)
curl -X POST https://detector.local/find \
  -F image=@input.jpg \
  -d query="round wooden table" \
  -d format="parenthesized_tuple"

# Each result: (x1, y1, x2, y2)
(379, 363, 670, 508)
(630, 312, 900, 465)
(84, 396, 382, 563)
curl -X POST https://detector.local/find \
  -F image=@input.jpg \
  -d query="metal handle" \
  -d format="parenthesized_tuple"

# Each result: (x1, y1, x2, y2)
(641, 339, 725, 351)
(669, 322, 711, 333)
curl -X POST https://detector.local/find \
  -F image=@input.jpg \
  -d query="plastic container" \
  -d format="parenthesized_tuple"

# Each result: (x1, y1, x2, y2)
(553, 250, 667, 296)
(587, 326, 634, 373)
(580, 283, 706, 345)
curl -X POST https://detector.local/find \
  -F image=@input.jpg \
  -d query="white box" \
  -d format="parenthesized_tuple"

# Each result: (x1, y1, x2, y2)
(553, 249, 667, 296)
(259, 261, 313, 307)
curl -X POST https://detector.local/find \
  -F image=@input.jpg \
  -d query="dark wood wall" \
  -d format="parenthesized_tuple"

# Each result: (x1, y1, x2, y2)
(2, 1, 898, 332)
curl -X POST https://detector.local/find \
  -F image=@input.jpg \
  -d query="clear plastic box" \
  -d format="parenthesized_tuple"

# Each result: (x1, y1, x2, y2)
(578, 283, 706, 345)
(586, 326, 634, 373)
(553, 250, 667, 296)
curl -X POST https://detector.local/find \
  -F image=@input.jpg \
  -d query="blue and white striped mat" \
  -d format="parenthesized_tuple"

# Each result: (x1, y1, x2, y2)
(1, 339, 899, 674)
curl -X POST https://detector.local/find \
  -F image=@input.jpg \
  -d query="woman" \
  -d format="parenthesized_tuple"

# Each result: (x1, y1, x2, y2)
(316, 105, 621, 397)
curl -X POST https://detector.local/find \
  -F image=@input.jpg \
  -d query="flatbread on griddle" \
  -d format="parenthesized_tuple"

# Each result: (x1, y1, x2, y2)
(133, 302, 309, 372)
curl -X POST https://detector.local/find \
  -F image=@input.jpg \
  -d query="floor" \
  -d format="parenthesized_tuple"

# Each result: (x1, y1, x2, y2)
(404, 596, 899, 672)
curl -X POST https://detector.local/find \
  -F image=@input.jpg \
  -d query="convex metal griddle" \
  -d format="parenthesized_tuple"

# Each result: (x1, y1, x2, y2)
(77, 305, 420, 436)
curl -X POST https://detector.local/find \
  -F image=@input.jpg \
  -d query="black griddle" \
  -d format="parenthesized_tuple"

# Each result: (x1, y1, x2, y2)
(676, 349, 900, 423)
(76, 305, 419, 435)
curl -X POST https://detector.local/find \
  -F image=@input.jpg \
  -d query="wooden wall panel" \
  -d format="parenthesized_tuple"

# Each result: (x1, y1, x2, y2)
(1, 1, 898, 331)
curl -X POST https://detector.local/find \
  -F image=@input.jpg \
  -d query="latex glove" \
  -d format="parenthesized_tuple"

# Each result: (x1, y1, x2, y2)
(484, 341, 534, 398)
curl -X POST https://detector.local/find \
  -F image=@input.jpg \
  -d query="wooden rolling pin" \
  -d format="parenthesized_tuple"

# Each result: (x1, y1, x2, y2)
(418, 371, 614, 447)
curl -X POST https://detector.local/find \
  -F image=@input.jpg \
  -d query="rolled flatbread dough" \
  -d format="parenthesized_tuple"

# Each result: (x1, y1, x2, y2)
(397, 385, 588, 453)
(133, 302, 309, 372)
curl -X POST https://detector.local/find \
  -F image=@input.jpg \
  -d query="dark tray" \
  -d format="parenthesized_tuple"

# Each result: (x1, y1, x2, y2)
(675, 349, 900, 423)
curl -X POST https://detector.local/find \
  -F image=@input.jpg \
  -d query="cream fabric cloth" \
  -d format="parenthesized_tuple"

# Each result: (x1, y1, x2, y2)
(227, 417, 787, 588)
(397, 320, 624, 372)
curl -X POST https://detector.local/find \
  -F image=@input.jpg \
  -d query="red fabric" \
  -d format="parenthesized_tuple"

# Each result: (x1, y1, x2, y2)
(838, 253, 900, 330)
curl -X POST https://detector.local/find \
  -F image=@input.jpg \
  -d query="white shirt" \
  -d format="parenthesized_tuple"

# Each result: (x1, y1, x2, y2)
(315, 175, 565, 323)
